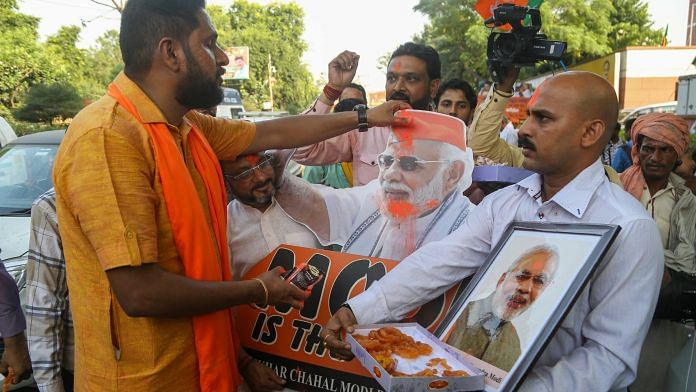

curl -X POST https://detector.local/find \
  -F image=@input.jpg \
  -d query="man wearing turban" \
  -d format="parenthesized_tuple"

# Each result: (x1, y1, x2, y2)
(620, 112, 696, 392)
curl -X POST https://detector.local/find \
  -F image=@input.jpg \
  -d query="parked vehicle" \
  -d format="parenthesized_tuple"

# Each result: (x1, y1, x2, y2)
(0, 130, 64, 291)
(217, 87, 246, 119)
(620, 101, 677, 125)
(0, 130, 64, 390)
(0, 116, 17, 148)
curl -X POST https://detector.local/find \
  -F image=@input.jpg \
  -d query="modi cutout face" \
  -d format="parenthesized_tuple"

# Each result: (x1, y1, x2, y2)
(491, 246, 559, 321)
(377, 110, 470, 221)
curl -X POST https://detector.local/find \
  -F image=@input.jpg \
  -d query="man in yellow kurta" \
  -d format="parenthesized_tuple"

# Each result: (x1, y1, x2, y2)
(52, 1, 407, 391)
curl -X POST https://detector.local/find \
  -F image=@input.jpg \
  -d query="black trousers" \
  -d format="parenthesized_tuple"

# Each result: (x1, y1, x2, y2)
(654, 268, 696, 321)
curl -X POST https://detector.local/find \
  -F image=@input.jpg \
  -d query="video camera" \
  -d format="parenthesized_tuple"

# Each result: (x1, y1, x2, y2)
(485, 3, 567, 81)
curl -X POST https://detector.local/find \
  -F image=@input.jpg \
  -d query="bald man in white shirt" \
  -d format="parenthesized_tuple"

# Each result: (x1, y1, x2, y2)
(322, 71, 664, 392)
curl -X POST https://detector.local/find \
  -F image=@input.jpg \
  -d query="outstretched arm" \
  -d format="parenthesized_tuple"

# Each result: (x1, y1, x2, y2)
(244, 100, 407, 154)
(468, 66, 525, 167)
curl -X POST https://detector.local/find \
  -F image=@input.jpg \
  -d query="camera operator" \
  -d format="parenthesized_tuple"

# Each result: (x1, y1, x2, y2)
(467, 66, 624, 186)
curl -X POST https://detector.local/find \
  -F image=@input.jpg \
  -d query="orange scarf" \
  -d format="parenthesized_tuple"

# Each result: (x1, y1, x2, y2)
(108, 84, 241, 391)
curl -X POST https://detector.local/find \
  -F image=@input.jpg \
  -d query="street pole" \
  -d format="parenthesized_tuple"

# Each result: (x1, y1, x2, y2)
(268, 53, 274, 112)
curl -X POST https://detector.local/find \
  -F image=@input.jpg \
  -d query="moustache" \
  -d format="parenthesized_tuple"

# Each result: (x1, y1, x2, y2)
(217, 67, 225, 78)
(251, 179, 273, 192)
(518, 136, 536, 151)
(389, 92, 410, 102)
(382, 182, 412, 194)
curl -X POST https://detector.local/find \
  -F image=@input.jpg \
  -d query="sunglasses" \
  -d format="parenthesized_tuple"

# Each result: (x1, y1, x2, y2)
(377, 154, 449, 172)
(226, 157, 273, 181)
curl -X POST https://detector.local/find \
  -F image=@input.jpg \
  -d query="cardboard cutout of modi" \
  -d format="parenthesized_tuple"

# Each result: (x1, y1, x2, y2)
(274, 109, 475, 261)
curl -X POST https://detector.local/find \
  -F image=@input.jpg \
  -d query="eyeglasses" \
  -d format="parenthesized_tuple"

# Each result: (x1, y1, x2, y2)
(377, 154, 449, 172)
(226, 157, 273, 181)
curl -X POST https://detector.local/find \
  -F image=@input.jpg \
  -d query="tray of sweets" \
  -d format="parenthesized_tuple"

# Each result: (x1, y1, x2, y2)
(347, 323, 485, 391)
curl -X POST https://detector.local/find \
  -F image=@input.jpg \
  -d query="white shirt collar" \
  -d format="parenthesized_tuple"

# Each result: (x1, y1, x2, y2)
(516, 159, 606, 218)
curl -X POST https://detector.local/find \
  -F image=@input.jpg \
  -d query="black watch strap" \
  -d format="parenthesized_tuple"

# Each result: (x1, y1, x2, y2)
(354, 104, 369, 132)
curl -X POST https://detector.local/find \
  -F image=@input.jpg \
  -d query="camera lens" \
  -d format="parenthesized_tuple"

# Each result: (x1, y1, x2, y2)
(493, 34, 520, 60)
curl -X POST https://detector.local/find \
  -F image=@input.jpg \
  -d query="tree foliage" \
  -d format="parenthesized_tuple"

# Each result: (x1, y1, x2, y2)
(0, 0, 122, 122)
(208, 1, 316, 113)
(608, 0, 664, 49)
(415, 0, 664, 84)
(0, 0, 50, 108)
(14, 83, 83, 123)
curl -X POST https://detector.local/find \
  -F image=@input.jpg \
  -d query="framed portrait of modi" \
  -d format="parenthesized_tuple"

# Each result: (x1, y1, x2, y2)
(435, 222, 620, 391)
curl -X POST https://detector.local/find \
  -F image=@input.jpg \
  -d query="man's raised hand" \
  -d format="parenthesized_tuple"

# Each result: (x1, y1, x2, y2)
(328, 50, 360, 91)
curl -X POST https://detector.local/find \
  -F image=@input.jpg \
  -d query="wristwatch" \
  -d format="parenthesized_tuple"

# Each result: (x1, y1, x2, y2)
(354, 104, 369, 132)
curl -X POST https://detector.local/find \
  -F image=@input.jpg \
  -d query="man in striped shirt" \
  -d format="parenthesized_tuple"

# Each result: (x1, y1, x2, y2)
(25, 189, 74, 392)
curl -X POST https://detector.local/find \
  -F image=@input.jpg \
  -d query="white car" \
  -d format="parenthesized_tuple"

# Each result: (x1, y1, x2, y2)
(0, 130, 63, 390)
(0, 130, 64, 281)
(0, 116, 17, 148)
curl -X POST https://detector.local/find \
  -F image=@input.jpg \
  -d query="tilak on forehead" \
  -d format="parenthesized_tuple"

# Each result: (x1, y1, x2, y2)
(527, 79, 544, 107)
(244, 154, 261, 165)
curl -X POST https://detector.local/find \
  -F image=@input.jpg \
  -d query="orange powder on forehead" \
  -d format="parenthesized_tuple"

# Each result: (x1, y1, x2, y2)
(531, 259, 545, 271)
(392, 111, 416, 153)
(244, 155, 260, 165)
(528, 81, 544, 108)
(393, 60, 402, 72)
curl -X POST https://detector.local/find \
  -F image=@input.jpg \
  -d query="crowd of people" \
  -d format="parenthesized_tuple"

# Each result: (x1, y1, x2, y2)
(0, 0, 694, 391)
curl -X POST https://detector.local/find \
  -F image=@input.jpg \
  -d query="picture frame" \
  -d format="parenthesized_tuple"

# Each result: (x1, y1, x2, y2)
(434, 221, 621, 391)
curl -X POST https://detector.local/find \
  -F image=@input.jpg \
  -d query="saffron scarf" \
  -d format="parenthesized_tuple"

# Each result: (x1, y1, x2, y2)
(108, 83, 241, 391)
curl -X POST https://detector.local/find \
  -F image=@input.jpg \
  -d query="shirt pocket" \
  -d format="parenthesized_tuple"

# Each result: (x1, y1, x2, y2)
(357, 151, 379, 168)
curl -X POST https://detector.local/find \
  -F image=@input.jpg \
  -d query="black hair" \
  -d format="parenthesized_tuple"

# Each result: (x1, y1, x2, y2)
(120, 0, 206, 76)
(623, 117, 637, 141)
(389, 42, 441, 81)
(636, 134, 645, 147)
(343, 83, 367, 103)
(435, 79, 478, 111)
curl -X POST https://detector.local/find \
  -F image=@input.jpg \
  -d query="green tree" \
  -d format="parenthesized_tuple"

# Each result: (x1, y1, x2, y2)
(414, 0, 502, 82)
(208, 2, 317, 113)
(608, 0, 664, 50)
(0, 0, 50, 109)
(83, 29, 123, 99)
(14, 82, 83, 123)
(44, 25, 92, 93)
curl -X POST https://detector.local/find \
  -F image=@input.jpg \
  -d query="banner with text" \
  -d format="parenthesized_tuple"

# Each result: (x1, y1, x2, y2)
(238, 245, 469, 392)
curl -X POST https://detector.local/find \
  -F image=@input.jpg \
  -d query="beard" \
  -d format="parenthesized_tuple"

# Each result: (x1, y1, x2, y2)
(388, 91, 431, 111)
(175, 46, 224, 109)
(379, 168, 446, 221)
(234, 179, 275, 207)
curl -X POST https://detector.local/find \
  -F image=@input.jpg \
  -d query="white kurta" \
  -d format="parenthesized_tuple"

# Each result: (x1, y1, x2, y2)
(227, 199, 322, 279)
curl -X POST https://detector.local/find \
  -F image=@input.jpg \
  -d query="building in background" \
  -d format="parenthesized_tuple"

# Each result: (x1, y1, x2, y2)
(523, 46, 696, 110)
